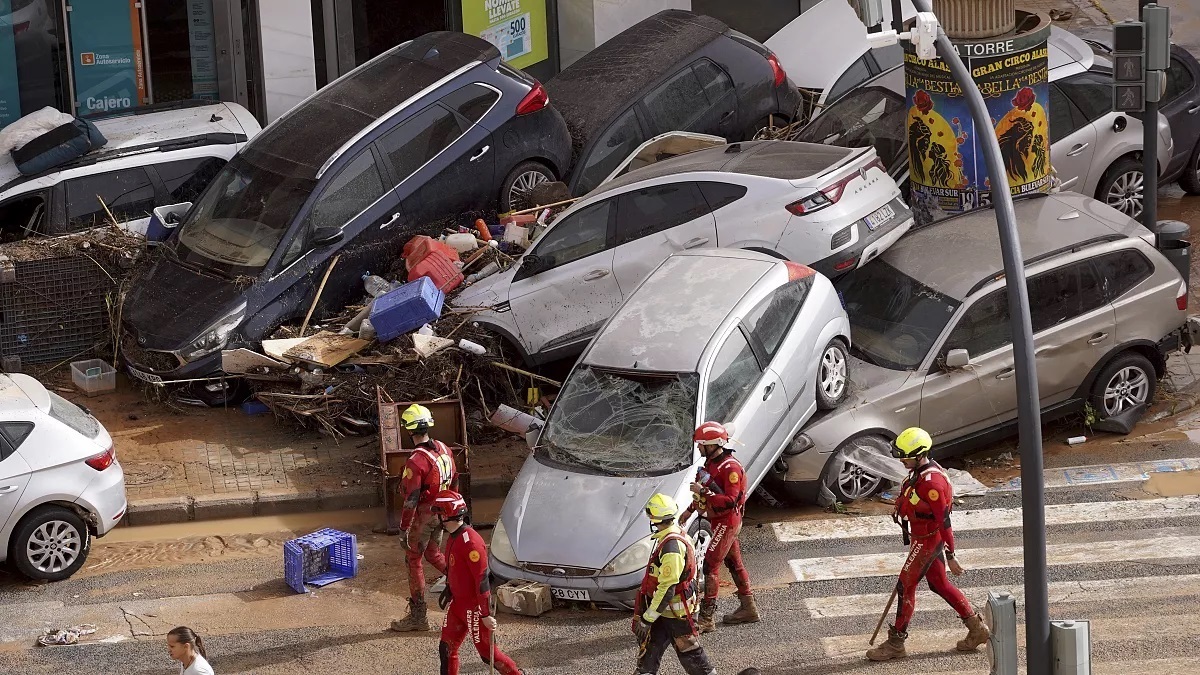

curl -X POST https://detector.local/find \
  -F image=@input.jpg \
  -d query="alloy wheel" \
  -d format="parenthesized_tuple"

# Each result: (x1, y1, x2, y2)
(508, 170, 549, 212)
(1105, 170, 1144, 218)
(26, 520, 83, 574)
(1103, 365, 1151, 416)
(820, 345, 848, 401)
(837, 461, 882, 501)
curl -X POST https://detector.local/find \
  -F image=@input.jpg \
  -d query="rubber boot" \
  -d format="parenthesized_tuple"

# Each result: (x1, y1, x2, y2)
(697, 599, 718, 634)
(866, 626, 908, 661)
(957, 613, 991, 651)
(389, 599, 431, 632)
(722, 594, 760, 625)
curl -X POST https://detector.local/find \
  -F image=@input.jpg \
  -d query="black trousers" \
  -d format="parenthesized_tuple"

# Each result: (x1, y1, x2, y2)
(636, 617, 716, 675)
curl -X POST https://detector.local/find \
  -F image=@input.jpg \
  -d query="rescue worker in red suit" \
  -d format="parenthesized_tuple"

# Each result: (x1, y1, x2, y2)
(867, 427, 990, 661)
(633, 493, 716, 675)
(680, 421, 758, 633)
(432, 489, 526, 675)
(390, 404, 458, 633)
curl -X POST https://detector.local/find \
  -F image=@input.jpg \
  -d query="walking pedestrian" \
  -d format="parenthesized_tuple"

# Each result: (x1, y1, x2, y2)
(390, 403, 458, 632)
(167, 627, 214, 675)
(681, 421, 758, 633)
(633, 493, 716, 675)
(431, 489, 525, 675)
(866, 427, 990, 661)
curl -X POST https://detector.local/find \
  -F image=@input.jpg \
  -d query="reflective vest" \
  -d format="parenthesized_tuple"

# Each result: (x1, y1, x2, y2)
(638, 530, 698, 618)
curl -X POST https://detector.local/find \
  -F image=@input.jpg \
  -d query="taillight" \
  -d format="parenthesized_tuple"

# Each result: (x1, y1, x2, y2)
(833, 257, 859, 272)
(1177, 280, 1188, 310)
(786, 192, 832, 216)
(784, 261, 815, 281)
(85, 446, 115, 471)
(516, 81, 549, 116)
(767, 53, 787, 87)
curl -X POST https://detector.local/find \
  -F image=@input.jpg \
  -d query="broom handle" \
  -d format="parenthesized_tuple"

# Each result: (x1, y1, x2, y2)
(870, 585, 900, 646)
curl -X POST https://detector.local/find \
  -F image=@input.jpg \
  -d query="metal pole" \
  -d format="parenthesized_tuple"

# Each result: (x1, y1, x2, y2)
(1140, 0, 1159, 234)
(905, 2, 1050, 672)
(892, 0, 904, 33)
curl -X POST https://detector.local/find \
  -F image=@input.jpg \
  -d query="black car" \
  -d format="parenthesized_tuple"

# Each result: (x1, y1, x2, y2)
(120, 32, 572, 403)
(547, 9, 804, 196)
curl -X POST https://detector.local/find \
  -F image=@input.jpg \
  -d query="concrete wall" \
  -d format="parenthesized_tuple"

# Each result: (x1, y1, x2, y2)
(257, 0, 317, 122)
(558, 0, 691, 68)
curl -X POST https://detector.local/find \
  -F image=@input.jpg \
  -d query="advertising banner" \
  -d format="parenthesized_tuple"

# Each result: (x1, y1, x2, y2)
(188, 0, 218, 101)
(461, 0, 549, 70)
(904, 17, 1052, 224)
(69, 0, 146, 115)
(0, 0, 21, 128)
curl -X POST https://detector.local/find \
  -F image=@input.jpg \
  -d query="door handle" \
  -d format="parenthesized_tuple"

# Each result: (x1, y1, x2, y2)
(1034, 345, 1056, 357)
(1061, 177, 1079, 189)
(0, 485, 18, 495)
(470, 145, 491, 162)
(379, 212, 401, 230)
(1066, 142, 1090, 157)
(1087, 332, 1109, 345)
(583, 269, 610, 281)
(1187, 102, 1200, 115)
(720, 110, 735, 123)
(995, 368, 1015, 380)
(683, 237, 710, 249)
(763, 382, 776, 400)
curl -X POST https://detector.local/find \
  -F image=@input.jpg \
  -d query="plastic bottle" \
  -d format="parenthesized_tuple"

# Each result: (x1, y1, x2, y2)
(360, 318, 377, 341)
(465, 261, 501, 284)
(457, 339, 486, 355)
(363, 273, 397, 298)
(446, 232, 479, 254)
(474, 218, 492, 241)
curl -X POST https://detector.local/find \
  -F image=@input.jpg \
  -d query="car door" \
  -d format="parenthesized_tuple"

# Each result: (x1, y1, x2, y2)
(1056, 71, 1135, 195)
(610, 182, 717, 294)
(1026, 260, 1114, 407)
(507, 199, 621, 356)
(573, 107, 650, 195)
(642, 60, 737, 140)
(1159, 53, 1200, 168)
(0, 437, 32, 534)
(702, 326, 786, 486)
(61, 167, 158, 235)
(1048, 82, 1098, 193)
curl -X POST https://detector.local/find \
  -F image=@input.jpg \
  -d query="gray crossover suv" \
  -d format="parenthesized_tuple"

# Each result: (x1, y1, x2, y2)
(774, 191, 1189, 505)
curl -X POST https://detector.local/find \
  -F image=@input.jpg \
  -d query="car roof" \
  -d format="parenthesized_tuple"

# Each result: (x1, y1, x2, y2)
(546, 10, 729, 161)
(881, 192, 1150, 300)
(0, 373, 44, 413)
(583, 249, 777, 372)
(244, 31, 499, 181)
(587, 140, 855, 197)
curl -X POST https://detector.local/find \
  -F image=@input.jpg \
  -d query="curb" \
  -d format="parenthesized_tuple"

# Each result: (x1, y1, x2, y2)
(123, 484, 383, 527)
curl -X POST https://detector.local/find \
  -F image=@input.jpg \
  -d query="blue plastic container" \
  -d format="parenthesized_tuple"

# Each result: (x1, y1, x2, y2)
(369, 276, 444, 342)
(284, 528, 358, 594)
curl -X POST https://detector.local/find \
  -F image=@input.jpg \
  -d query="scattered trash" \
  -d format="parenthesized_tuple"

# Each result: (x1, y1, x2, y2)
(222, 348, 288, 374)
(1067, 436, 1087, 445)
(282, 331, 370, 368)
(1048, 8, 1073, 21)
(240, 400, 271, 416)
(1090, 403, 1147, 435)
(38, 624, 97, 647)
(496, 579, 552, 617)
(284, 528, 358, 594)
(263, 338, 307, 361)
(457, 338, 486, 355)
(70, 358, 116, 396)
(490, 404, 540, 435)
(445, 232, 479, 254)
(371, 277, 446, 342)
(363, 273, 401, 298)
(413, 334, 455, 358)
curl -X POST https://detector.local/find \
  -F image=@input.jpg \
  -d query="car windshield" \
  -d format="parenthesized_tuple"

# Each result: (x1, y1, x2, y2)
(537, 366, 698, 477)
(794, 86, 908, 174)
(172, 153, 316, 276)
(836, 260, 961, 370)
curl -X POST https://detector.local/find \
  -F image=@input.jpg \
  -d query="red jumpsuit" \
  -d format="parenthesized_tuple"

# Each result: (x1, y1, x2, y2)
(892, 460, 973, 633)
(399, 440, 457, 600)
(439, 525, 520, 675)
(683, 451, 752, 601)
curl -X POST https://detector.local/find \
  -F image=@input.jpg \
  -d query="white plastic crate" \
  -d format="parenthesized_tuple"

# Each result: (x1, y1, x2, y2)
(70, 359, 116, 396)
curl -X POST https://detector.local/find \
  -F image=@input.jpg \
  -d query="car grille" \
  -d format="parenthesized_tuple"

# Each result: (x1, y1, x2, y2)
(831, 225, 854, 250)
(521, 562, 598, 578)
(121, 334, 180, 372)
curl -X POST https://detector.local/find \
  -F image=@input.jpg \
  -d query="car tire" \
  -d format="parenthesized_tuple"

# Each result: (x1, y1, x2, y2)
(10, 506, 91, 581)
(1180, 141, 1200, 196)
(816, 338, 850, 410)
(822, 435, 889, 503)
(1089, 351, 1157, 420)
(1096, 157, 1145, 219)
(500, 160, 554, 213)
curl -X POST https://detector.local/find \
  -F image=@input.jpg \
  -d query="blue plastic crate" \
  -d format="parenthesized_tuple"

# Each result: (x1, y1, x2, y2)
(370, 276, 445, 342)
(284, 528, 358, 594)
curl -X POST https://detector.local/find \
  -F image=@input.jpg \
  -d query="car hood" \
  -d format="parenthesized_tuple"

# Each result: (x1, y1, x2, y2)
(123, 257, 244, 349)
(500, 456, 692, 569)
(842, 353, 910, 405)
(452, 265, 515, 309)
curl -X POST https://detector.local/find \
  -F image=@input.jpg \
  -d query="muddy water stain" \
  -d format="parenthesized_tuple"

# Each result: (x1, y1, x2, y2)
(1143, 469, 1200, 497)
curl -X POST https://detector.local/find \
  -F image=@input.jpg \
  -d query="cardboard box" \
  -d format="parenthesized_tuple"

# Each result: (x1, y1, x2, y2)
(496, 579, 552, 617)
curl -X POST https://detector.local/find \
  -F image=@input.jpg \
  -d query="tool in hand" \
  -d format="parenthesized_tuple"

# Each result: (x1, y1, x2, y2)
(870, 586, 901, 646)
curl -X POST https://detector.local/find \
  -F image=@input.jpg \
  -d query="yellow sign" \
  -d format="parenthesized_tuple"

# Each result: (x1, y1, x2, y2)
(461, 0, 549, 70)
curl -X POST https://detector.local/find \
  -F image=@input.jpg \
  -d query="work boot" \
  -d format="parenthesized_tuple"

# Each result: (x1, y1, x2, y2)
(697, 599, 718, 634)
(957, 613, 991, 651)
(866, 626, 908, 661)
(722, 594, 760, 625)
(389, 599, 431, 632)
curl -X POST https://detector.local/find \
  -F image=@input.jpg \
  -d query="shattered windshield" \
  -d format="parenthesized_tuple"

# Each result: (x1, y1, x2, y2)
(836, 260, 961, 370)
(794, 86, 908, 174)
(173, 154, 316, 276)
(538, 367, 699, 477)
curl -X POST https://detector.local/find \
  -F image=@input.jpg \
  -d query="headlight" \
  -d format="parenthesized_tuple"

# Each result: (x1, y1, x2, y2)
(601, 535, 654, 577)
(180, 301, 247, 362)
(491, 518, 518, 566)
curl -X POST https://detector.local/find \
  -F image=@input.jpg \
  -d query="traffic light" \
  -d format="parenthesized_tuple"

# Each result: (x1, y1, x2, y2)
(1111, 21, 1146, 113)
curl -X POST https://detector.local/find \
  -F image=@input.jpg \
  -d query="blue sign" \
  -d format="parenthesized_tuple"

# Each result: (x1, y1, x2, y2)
(68, 0, 145, 115)
(0, 0, 21, 128)
(188, 0, 218, 101)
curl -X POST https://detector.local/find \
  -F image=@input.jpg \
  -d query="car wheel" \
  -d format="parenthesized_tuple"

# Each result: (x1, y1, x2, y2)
(10, 506, 91, 581)
(1090, 351, 1157, 419)
(1097, 157, 1144, 219)
(823, 436, 889, 503)
(1180, 141, 1200, 196)
(816, 338, 850, 410)
(500, 161, 554, 213)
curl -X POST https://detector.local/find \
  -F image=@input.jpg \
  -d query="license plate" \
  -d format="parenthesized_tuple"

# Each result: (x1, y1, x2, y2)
(127, 366, 163, 384)
(864, 203, 896, 231)
(550, 588, 591, 602)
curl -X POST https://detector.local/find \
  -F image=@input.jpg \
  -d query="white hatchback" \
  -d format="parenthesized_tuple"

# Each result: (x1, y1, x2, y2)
(0, 375, 125, 581)
(456, 139, 912, 366)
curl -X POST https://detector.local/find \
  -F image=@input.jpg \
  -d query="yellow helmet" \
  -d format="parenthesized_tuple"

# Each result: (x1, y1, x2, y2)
(645, 493, 679, 525)
(892, 427, 933, 459)
(402, 404, 435, 432)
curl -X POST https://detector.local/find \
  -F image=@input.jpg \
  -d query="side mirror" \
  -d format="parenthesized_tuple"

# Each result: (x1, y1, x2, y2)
(520, 254, 542, 274)
(1113, 116, 1127, 133)
(944, 348, 970, 369)
(312, 226, 343, 247)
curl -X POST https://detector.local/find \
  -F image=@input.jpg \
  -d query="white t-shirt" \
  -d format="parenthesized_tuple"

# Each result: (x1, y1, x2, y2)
(181, 654, 214, 675)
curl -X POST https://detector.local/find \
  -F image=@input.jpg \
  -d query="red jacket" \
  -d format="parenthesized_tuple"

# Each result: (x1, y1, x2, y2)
(398, 440, 457, 531)
(896, 460, 956, 553)
(445, 525, 492, 616)
(687, 452, 747, 525)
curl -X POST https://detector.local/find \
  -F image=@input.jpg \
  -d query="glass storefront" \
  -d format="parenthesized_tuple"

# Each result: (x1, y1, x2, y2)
(0, 0, 70, 128)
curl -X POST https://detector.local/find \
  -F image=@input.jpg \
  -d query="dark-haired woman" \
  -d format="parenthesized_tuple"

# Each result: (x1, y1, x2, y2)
(167, 627, 213, 675)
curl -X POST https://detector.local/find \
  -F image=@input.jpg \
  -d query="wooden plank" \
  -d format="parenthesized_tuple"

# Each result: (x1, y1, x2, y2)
(283, 331, 370, 368)
(413, 333, 454, 358)
(262, 338, 306, 361)
(342, 354, 419, 367)
(221, 348, 288, 374)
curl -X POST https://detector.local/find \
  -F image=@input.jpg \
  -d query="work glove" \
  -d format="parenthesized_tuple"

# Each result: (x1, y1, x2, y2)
(482, 615, 498, 631)
(632, 618, 653, 643)
(438, 585, 452, 610)
(398, 529, 410, 551)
